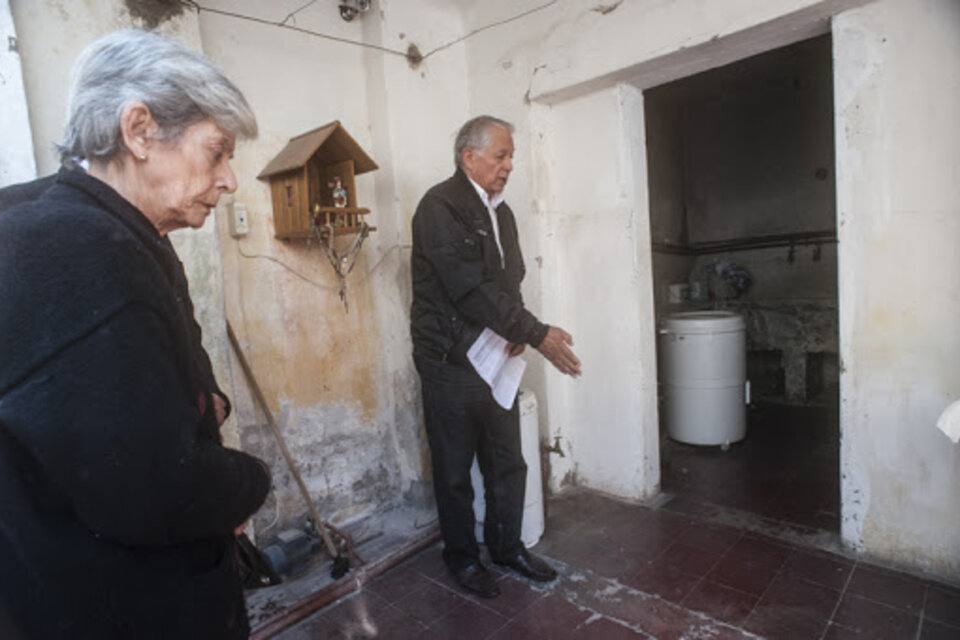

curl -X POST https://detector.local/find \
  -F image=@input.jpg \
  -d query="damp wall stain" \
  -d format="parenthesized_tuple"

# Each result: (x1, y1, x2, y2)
(233, 235, 383, 420)
(221, 209, 424, 535)
(241, 400, 408, 533)
(123, 0, 184, 30)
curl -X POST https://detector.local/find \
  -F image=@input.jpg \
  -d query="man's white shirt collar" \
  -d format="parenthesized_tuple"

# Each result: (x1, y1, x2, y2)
(467, 176, 505, 262)
(467, 176, 505, 210)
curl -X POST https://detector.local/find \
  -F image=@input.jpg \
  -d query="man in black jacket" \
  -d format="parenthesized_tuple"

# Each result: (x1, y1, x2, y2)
(410, 115, 581, 599)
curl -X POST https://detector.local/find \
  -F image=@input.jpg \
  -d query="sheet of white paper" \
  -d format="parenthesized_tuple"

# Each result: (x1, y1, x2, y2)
(936, 399, 960, 443)
(467, 328, 526, 409)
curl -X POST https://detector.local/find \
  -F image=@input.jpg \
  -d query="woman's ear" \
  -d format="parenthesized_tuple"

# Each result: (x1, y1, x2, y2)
(119, 102, 157, 161)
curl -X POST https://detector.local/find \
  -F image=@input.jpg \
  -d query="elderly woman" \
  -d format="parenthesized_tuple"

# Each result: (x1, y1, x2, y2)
(0, 30, 270, 638)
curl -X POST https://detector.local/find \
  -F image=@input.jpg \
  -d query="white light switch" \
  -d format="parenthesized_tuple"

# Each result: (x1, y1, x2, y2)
(229, 201, 249, 237)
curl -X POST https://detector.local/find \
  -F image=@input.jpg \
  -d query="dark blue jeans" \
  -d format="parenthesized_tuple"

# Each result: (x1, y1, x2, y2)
(415, 355, 527, 571)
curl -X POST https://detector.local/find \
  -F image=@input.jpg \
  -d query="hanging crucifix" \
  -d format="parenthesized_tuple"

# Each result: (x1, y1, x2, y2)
(311, 208, 370, 312)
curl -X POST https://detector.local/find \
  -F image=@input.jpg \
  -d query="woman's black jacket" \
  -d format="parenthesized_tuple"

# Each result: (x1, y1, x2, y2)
(0, 169, 270, 638)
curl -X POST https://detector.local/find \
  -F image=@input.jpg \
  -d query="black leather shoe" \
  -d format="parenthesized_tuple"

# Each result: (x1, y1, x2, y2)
(452, 562, 501, 598)
(491, 548, 558, 582)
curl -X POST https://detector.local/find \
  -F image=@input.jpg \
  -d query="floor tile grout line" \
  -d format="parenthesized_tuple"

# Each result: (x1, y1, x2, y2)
(914, 584, 929, 640)
(419, 593, 514, 640)
(739, 542, 794, 630)
(419, 565, 549, 626)
(819, 556, 858, 640)
(677, 527, 747, 610)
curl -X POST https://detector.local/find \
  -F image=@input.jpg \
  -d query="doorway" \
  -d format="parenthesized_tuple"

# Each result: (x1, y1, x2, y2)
(645, 34, 840, 531)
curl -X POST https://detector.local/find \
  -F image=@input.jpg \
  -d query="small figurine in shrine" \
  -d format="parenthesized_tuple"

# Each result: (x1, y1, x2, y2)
(330, 177, 348, 208)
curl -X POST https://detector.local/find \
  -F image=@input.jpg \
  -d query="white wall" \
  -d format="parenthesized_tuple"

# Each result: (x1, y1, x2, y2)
(358, 0, 472, 505)
(0, 0, 36, 186)
(195, 0, 473, 529)
(834, 0, 960, 578)
(459, 0, 866, 502)
(462, 0, 960, 581)
(9, 0, 960, 581)
(537, 85, 660, 497)
(10, 0, 198, 175)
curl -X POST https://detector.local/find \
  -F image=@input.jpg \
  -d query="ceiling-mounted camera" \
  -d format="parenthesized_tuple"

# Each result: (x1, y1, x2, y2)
(339, 0, 371, 21)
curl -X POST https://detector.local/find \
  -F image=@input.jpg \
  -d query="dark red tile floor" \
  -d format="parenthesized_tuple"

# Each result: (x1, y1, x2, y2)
(271, 489, 960, 638)
(660, 402, 841, 532)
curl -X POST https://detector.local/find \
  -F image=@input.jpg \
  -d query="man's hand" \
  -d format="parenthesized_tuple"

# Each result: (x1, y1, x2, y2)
(508, 342, 526, 357)
(536, 326, 581, 377)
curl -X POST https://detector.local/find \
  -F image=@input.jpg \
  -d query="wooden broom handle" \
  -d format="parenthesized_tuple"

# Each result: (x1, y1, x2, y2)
(226, 321, 339, 559)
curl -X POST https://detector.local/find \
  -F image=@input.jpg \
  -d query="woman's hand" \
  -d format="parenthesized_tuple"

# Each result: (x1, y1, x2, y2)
(213, 394, 227, 426)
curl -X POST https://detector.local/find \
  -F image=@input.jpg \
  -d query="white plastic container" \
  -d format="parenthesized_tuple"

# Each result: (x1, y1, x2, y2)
(471, 389, 545, 547)
(660, 311, 747, 446)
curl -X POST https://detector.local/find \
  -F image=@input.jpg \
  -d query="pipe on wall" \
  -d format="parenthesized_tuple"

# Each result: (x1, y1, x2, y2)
(653, 230, 836, 256)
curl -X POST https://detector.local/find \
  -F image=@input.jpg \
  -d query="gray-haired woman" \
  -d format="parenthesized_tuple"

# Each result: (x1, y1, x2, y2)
(0, 30, 270, 639)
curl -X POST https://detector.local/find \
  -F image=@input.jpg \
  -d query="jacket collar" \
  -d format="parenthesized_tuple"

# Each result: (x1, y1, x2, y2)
(55, 167, 165, 247)
(53, 167, 183, 277)
(451, 169, 503, 227)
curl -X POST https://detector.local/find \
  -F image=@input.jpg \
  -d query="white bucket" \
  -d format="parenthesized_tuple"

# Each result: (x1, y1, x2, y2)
(660, 311, 748, 446)
(471, 389, 545, 547)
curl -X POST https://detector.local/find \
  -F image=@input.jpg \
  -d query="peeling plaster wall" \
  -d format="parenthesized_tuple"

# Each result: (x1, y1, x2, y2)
(196, 2, 391, 532)
(834, 0, 960, 579)
(195, 0, 469, 532)
(355, 0, 472, 509)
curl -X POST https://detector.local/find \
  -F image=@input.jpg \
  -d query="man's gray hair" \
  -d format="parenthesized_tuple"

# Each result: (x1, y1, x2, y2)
(57, 29, 257, 165)
(454, 115, 514, 169)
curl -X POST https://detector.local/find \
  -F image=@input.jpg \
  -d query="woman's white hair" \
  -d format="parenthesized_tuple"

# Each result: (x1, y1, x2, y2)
(454, 115, 513, 169)
(58, 29, 257, 166)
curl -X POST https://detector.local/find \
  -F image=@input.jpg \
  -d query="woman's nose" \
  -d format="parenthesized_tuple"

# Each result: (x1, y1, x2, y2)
(220, 164, 238, 193)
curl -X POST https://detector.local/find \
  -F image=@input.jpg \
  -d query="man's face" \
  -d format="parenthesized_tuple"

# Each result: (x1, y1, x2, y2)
(461, 126, 514, 196)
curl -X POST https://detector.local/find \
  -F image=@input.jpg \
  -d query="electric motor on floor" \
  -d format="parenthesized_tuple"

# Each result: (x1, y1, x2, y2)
(470, 390, 545, 547)
(660, 311, 748, 447)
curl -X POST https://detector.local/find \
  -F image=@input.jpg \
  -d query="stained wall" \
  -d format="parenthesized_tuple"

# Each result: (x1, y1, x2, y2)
(7, 0, 960, 582)
(834, 0, 960, 578)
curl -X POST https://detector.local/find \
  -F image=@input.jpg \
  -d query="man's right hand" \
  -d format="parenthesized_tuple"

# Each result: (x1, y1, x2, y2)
(536, 326, 582, 377)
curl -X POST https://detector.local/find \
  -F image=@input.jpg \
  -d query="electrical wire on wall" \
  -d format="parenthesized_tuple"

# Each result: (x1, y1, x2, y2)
(233, 241, 411, 291)
(179, 0, 558, 66)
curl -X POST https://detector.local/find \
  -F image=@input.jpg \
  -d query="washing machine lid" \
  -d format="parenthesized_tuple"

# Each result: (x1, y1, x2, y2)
(661, 310, 745, 334)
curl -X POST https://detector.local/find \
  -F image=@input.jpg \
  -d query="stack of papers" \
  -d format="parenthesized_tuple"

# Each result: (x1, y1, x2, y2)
(467, 328, 526, 409)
